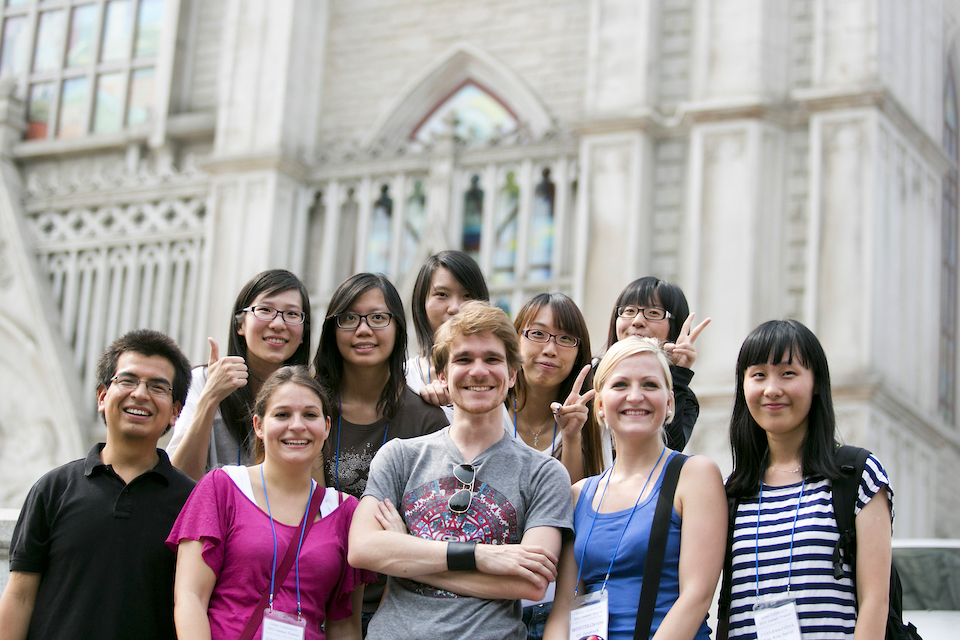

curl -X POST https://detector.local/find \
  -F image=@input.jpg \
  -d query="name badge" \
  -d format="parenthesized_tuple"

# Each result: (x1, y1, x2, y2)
(568, 589, 608, 640)
(752, 596, 802, 640)
(262, 608, 307, 640)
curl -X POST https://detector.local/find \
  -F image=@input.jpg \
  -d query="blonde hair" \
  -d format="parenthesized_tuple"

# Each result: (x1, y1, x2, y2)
(431, 301, 523, 375)
(593, 336, 674, 433)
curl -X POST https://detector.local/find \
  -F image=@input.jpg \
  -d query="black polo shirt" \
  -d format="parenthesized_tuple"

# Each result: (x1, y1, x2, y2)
(9, 443, 195, 640)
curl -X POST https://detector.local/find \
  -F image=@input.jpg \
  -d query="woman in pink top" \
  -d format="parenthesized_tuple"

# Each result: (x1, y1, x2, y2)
(168, 366, 374, 640)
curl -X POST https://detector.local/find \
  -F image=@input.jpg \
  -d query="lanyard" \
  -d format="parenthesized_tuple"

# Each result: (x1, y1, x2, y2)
(260, 464, 315, 618)
(754, 478, 806, 597)
(574, 447, 666, 596)
(334, 395, 389, 493)
(512, 396, 558, 457)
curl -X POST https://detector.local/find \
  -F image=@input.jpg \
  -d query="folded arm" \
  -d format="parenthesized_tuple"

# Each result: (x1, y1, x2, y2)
(349, 495, 560, 601)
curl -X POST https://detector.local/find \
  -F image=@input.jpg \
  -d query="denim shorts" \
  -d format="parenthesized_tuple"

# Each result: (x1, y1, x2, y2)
(522, 601, 553, 640)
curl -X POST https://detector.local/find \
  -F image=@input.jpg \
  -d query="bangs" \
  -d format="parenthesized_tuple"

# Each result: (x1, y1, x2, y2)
(737, 321, 812, 371)
(619, 280, 661, 309)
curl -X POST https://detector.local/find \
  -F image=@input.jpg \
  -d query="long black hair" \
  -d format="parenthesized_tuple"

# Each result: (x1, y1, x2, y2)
(411, 251, 489, 358)
(313, 273, 407, 420)
(509, 293, 604, 477)
(726, 319, 840, 499)
(606, 276, 689, 349)
(221, 270, 312, 447)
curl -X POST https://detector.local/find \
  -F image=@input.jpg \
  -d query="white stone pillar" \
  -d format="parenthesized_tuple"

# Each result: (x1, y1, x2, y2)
(691, 0, 788, 100)
(576, 131, 656, 341)
(198, 0, 329, 353)
(683, 120, 786, 386)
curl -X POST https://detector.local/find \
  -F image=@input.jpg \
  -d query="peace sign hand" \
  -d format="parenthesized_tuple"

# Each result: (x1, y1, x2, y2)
(663, 313, 711, 369)
(550, 364, 597, 440)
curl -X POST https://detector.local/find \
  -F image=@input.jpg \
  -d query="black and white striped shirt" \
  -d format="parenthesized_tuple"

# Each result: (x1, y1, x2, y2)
(728, 454, 892, 639)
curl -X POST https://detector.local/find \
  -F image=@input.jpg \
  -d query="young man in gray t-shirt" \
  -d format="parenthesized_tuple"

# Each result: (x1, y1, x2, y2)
(349, 302, 574, 640)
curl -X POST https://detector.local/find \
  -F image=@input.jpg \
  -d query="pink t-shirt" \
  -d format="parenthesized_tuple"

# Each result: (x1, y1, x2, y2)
(167, 468, 374, 640)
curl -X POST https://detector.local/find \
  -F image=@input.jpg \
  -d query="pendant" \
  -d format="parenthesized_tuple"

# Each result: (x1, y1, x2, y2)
(533, 433, 539, 446)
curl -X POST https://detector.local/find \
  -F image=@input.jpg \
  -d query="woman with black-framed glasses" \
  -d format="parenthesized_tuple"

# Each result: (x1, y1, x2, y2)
(508, 293, 607, 484)
(606, 277, 711, 452)
(168, 269, 312, 481)
(313, 272, 448, 633)
(506, 292, 607, 640)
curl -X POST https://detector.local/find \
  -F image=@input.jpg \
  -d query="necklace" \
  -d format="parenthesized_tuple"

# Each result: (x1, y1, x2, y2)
(771, 462, 802, 474)
(520, 412, 554, 447)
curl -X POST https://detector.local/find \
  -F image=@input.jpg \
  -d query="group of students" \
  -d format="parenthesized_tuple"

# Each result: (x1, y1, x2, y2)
(0, 249, 894, 640)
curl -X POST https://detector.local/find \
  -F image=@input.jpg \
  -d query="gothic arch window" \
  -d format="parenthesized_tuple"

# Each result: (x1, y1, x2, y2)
(306, 48, 579, 317)
(0, 0, 164, 140)
(410, 80, 519, 147)
(941, 59, 958, 425)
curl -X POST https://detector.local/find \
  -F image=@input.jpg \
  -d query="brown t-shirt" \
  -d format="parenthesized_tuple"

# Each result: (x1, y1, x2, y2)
(324, 387, 448, 613)
(324, 387, 448, 498)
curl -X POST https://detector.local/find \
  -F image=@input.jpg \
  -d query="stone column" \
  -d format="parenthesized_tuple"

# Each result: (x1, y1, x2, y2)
(198, 0, 329, 353)
(577, 0, 660, 338)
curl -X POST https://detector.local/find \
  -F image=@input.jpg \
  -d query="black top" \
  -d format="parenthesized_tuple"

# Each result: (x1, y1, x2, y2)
(9, 444, 195, 640)
(666, 365, 698, 451)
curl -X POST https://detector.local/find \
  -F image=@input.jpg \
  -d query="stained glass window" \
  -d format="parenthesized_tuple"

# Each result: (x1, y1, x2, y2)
(365, 184, 392, 273)
(462, 174, 483, 261)
(412, 81, 518, 145)
(401, 180, 427, 277)
(491, 171, 519, 284)
(528, 167, 555, 281)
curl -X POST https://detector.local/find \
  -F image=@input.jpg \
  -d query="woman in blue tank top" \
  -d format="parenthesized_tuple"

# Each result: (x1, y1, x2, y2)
(544, 337, 727, 640)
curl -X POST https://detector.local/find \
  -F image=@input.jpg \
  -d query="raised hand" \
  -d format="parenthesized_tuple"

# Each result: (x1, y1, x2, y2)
(550, 364, 597, 440)
(663, 313, 711, 369)
(203, 337, 248, 402)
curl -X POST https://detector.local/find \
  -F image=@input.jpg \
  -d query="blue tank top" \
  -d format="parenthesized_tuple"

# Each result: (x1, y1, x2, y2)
(571, 451, 710, 640)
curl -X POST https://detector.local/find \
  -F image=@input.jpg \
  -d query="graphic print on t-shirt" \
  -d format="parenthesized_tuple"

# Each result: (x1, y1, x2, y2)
(397, 476, 519, 597)
(325, 441, 377, 497)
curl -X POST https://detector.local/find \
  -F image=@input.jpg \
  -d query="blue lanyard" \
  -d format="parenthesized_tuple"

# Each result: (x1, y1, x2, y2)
(260, 464, 315, 617)
(573, 447, 666, 596)
(334, 395, 388, 493)
(512, 397, 558, 457)
(754, 478, 805, 597)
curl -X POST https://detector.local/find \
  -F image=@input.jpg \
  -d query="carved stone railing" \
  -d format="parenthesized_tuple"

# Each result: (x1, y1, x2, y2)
(20, 153, 211, 417)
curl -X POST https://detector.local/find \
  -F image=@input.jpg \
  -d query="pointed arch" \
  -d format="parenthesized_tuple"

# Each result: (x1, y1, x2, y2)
(366, 43, 554, 148)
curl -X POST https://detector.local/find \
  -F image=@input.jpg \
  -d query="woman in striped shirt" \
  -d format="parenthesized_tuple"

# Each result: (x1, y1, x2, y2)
(725, 319, 893, 639)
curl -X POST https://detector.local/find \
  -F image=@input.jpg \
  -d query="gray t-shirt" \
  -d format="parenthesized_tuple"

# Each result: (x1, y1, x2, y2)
(362, 427, 574, 640)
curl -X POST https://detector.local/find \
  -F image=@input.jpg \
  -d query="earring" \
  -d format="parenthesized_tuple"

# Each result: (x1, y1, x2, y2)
(598, 409, 604, 418)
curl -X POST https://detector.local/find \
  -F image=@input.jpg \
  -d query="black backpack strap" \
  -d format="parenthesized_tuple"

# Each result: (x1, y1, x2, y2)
(715, 495, 739, 640)
(831, 445, 871, 580)
(634, 453, 688, 640)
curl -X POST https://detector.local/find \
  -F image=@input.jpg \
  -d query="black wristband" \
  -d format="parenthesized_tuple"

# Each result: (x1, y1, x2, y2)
(446, 540, 478, 571)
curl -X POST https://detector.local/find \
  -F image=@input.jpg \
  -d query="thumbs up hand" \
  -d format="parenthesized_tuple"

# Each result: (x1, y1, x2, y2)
(204, 337, 248, 402)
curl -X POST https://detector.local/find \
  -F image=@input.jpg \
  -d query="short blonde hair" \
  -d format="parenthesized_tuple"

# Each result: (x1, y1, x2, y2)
(432, 301, 523, 375)
(593, 336, 673, 426)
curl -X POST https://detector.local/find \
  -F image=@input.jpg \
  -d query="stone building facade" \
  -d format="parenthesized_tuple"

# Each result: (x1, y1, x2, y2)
(0, 0, 958, 540)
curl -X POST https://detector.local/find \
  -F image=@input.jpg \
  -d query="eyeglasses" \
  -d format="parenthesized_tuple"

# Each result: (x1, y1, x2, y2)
(522, 328, 580, 348)
(241, 305, 306, 325)
(110, 374, 173, 397)
(616, 306, 672, 322)
(334, 312, 394, 330)
(448, 463, 477, 514)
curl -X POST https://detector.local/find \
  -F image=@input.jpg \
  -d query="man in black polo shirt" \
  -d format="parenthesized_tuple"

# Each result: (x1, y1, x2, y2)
(0, 329, 195, 640)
